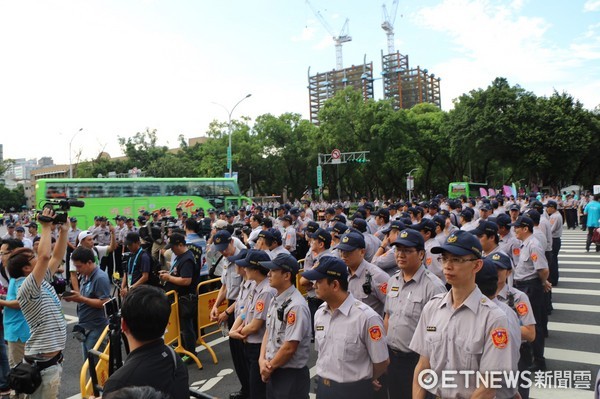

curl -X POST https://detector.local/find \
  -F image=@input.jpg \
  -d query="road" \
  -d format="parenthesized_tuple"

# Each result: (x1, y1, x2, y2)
(1, 225, 598, 398)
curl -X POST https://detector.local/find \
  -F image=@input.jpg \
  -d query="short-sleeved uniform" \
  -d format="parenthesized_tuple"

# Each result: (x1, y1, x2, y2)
(371, 246, 398, 276)
(314, 294, 388, 385)
(264, 286, 312, 398)
(283, 226, 297, 253)
(424, 238, 445, 283)
(348, 259, 389, 317)
(267, 245, 291, 260)
(409, 288, 512, 398)
(384, 266, 447, 399)
(513, 235, 548, 282)
(220, 248, 243, 302)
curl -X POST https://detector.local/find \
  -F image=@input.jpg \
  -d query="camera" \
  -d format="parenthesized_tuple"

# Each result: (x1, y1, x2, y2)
(38, 199, 85, 224)
(121, 251, 131, 271)
(103, 297, 120, 319)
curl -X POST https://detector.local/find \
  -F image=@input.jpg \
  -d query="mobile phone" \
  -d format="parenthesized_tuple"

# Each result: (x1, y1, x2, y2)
(103, 297, 119, 318)
(62, 291, 75, 297)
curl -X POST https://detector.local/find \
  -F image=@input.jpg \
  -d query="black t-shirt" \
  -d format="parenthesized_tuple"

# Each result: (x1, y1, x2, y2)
(126, 248, 152, 286)
(102, 339, 189, 399)
(164, 249, 199, 296)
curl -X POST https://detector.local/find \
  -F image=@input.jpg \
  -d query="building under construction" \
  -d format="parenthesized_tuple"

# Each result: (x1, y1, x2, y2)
(308, 62, 374, 125)
(381, 51, 441, 110)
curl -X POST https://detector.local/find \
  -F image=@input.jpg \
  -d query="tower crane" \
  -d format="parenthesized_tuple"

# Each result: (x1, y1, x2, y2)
(306, 0, 352, 70)
(381, 0, 399, 54)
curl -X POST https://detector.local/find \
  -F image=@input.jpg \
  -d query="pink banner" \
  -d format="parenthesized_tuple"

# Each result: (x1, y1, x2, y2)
(488, 188, 496, 196)
(480, 188, 488, 197)
(503, 185, 512, 197)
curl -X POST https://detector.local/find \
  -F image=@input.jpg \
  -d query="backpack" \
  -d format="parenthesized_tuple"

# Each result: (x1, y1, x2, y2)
(144, 248, 162, 287)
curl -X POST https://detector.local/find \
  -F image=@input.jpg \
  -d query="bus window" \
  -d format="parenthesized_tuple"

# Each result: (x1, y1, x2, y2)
(166, 184, 188, 196)
(122, 184, 134, 197)
(106, 183, 122, 197)
(136, 183, 161, 197)
(46, 184, 67, 199)
(189, 181, 215, 197)
(87, 185, 105, 198)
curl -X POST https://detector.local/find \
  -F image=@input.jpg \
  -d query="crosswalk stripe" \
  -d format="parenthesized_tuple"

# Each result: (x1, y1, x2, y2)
(558, 254, 600, 258)
(552, 287, 600, 296)
(553, 303, 600, 313)
(548, 322, 600, 335)
(545, 347, 600, 366)
(558, 277, 600, 283)
(559, 263, 600, 267)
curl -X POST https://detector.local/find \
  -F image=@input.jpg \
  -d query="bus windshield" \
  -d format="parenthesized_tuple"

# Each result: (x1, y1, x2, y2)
(448, 182, 488, 199)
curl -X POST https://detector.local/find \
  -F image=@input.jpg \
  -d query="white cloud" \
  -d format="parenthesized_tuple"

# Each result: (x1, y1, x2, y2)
(584, 0, 600, 12)
(413, 0, 598, 109)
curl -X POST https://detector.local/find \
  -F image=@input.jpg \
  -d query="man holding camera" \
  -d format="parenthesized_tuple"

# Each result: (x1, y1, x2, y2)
(159, 233, 200, 357)
(100, 285, 189, 399)
(64, 246, 112, 360)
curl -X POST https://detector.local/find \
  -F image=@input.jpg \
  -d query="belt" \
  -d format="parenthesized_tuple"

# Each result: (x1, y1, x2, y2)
(389, 347, 419, 359)
(318, 377, 371, 388)
(24, 352, 63, 371)
(514, 278, 541, 286)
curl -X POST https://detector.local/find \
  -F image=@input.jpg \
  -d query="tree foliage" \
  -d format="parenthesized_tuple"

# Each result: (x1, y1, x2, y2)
(74, 78, 600, 199)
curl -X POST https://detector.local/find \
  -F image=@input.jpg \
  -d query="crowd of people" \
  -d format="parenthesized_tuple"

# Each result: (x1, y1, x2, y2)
(0, 190, 599, 398)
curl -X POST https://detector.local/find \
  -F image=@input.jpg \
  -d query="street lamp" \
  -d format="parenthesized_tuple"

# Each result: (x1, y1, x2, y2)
(407, 168, 418, 203)
(69, 128, 84, 179)
(213, 94, 252, 177)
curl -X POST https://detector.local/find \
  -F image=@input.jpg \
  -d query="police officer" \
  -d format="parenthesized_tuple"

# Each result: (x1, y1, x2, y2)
(210, 231, 247, 399)
(545, 200, 563, 287)
(303, 257, 390, 399)
(66, 217, 81, 272)
(230, 250, 276, 399)
(475, 258, 521, 399)
(371, 221, 405, 276)
(510, 216, 550, 372)
(258, 254, 311, 399)
(410, 230, 512, 398)
(337, 232, 388, 317)
(351, 218, 381, 263)
(384, 229, 446, 398)
(491, 251, 536, 399)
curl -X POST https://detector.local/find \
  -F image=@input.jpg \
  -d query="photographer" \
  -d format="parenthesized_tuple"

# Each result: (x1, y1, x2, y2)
(65, 246, 112, 360)
(159, 234, 200, 357)
(100, 286, 189, 399)
(9, 208, 68, 398)
(70, 227, 117, 292)
(120, 232, 152, 297)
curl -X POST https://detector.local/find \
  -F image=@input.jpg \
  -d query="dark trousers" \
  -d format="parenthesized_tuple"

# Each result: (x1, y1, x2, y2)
(566, 208, 577, 228)
(228, 300, 250, 397)
(518, 343, 533, 399)
(587, 227, 599, 251)
(178, 296, 198, 355)
(245, 342, 266, 399)
(550, 238, 561, 286)
(316, 377, 373, 399)
(387, 348, 419, 399)
(515, 279, 545, 362)
(581, 214, 588, 230)
(266, 367, 310, 399)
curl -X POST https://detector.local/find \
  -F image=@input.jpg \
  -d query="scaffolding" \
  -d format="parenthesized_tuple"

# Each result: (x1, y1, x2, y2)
(381, 50, 441, 110)
(308, 61, 374, 125)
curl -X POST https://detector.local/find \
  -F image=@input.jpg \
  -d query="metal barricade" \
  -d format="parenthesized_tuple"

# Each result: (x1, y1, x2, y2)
(196, 277, 228, 364)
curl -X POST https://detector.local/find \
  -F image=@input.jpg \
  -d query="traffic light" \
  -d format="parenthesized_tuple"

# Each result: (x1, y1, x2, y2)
(347, 158, 368, 163)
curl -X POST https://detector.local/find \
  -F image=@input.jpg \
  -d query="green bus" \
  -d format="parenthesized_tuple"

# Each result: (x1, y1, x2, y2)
(35, 177, 251, 227)
(447, 182, 488, 199)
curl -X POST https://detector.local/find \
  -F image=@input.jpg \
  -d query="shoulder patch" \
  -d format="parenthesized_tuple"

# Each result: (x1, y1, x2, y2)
(426, 257, 432, 266)
(368, 325, 383, 341)
(287, 310, 296, 325)
(491, 328, 509, 349)
(515, 302, 528, 316)
(531, 253, 538, 262)
(513, 248, 520, 256)
(379, 282, 388, 295)
(255, 300, 265, 312)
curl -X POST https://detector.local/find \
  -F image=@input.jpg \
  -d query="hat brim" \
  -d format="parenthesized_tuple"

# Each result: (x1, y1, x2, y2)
(469, 228, 486, 236)
(259, 260, 298, 274)
(392, 238, 419, 248)
(301, 269, 328, 280)
(335, 243, 362, 252)
(213, 242, 230, 252)
(431, 244, 475, 257)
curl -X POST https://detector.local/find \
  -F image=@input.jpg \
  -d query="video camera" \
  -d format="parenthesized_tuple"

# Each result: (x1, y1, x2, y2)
(232, 222, 252, 239)
(38, 199, 85, 224)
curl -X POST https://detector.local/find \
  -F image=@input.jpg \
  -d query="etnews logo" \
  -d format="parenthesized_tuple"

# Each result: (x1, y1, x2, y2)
(418, 369, 592, 390)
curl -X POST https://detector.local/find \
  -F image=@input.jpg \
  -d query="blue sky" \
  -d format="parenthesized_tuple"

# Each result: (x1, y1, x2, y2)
(1, 0, 599, 165)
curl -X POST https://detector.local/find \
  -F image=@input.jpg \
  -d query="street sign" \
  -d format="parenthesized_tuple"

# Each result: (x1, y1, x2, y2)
(594, 185, 600, 195)
(407, 176, 414, 190)
(331, 149, 341, 159)
(227, 147, 232, 169)
(317, 165, 323, 187)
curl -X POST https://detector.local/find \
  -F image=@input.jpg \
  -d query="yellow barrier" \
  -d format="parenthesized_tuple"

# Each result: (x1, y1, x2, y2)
(80, 325, 110, 397)
(165, 290, 203, 369)
(196, 278, 228, 364)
